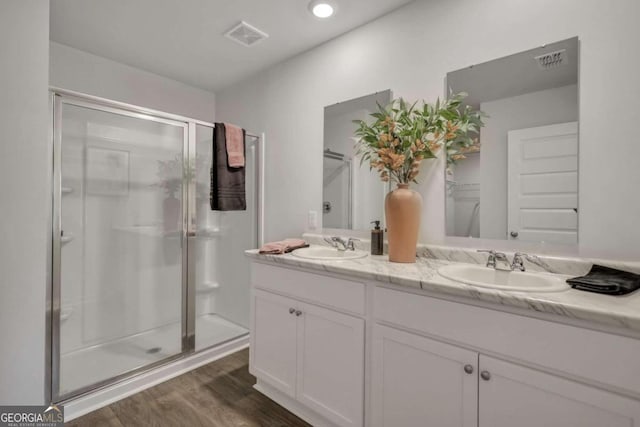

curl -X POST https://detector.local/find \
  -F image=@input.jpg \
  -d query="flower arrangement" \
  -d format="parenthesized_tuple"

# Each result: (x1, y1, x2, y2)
(155, 154, 183, 197)
(354, 92, 485, 184)
(154, 154, 208, 199)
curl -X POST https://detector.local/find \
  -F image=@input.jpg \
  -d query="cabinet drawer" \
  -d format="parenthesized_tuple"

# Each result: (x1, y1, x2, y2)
(251, 262, 366, 315)
(375, 286, 640, 397)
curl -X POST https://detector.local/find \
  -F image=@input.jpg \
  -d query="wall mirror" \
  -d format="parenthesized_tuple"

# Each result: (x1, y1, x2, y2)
(322, 90, 391, 230)
(445, 37, 579, 245)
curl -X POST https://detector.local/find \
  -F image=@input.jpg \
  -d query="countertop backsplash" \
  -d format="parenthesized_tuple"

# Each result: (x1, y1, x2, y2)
(302, 232, 640, 277)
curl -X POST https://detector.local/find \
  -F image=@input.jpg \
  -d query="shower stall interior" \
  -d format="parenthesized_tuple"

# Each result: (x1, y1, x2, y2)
(322, 149, 352, 229)
(49, 91, 258, 402)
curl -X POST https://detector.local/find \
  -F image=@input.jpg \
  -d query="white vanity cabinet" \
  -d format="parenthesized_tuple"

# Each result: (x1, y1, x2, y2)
(478, 355, 640, 427)
(251, 290, 298, 397)
(249, 259, 640, 427)
(294, 299, 364, 427)
(373, 286, 640, 427)
(371, 325, 478, 427)
(250, 263, 365, 427)
(372, 323, 640, 427)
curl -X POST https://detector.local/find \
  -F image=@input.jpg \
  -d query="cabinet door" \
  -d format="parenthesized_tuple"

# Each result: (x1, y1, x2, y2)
(371, 325, 478, 427)
(251, 290, 298, 398)
(296, 301, 365, 427)
(479, 355, 640, 427)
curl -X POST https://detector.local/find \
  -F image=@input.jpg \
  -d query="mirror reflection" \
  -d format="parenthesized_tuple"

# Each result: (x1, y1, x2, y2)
(323, 90, 391, 230)
(446, 37, 579, 244)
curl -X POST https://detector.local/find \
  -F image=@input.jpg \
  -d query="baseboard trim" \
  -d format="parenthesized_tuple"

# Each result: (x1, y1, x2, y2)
(63, 336, 250, 421)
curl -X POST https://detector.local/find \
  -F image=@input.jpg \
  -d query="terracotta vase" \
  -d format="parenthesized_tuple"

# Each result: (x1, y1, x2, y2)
(385, 183, 422, 263)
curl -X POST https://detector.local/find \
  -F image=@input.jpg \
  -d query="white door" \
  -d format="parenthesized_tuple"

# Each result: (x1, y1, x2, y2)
(371, 325, 478, 427)
(250, 290, 298, 398)
(507, 122, 578, 244)
(296, 301, 365, 427)
(479, 355, 640, 427)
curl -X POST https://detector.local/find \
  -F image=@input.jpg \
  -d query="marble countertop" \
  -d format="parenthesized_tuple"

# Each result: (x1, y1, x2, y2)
(246, 248, 640, 334)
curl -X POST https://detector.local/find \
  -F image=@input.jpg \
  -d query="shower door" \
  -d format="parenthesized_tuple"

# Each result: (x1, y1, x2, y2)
(323, 154, 352, 229)
(52, 95, 189, 400)
(192, 124, 254, 351)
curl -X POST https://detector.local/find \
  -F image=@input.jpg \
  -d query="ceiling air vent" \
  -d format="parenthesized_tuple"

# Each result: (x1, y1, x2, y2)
(224, 21, 269, 47)
(534, 49, 567, 70)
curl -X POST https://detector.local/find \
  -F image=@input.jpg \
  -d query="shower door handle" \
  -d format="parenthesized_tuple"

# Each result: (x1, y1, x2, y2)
(60, 231, 75, 244)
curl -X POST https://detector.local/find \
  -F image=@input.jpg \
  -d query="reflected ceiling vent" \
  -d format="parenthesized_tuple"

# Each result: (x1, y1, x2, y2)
(534, 49, 567, 70)
(224, 21, 269, 47)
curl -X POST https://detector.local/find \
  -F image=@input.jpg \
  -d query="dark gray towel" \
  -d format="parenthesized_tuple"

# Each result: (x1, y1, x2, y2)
(210, 123, 246, 211)
(567, 265, 640, 295)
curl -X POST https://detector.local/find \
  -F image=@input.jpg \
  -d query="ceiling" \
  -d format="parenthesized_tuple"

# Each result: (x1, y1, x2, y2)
(50, 0, 415, 92)
(447, 37, 579, 109)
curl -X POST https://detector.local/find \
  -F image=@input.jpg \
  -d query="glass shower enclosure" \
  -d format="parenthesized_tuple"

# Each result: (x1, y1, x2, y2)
(322, 149, 352, 229)
(49, 92, 256, 402)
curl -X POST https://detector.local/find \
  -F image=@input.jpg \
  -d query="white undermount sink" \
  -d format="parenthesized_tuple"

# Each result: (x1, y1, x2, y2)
(438, 264, 569, 292)
(291, 246, 368, 261)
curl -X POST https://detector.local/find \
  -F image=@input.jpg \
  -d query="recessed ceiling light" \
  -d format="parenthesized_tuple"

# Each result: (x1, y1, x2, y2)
(309, 0, 336, 18)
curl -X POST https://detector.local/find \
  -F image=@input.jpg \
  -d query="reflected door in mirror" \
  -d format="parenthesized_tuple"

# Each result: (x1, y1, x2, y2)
(507, 122, 578, 244)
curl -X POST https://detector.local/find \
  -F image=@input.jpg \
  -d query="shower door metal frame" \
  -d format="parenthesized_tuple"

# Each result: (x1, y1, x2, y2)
(49, 91, 195, 403)
(47, 88, 259, 405)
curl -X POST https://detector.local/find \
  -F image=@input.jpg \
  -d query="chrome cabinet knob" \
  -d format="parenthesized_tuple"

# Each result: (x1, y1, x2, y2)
(289, 308, 295, 314)
(464, 364, 474, 374)
(480, 371, 491, 381)
(295, 310, 302, 317)
(510, 231, 519, 238)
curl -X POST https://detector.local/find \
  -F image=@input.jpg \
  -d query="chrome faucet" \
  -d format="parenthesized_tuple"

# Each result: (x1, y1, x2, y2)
(511, 252, 526, 271)
(478, 250, 527, 271)
(324, 236, 360, 251)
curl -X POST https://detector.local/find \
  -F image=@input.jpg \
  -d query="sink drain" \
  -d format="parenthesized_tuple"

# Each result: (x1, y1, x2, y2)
(146, 347, 162, 354)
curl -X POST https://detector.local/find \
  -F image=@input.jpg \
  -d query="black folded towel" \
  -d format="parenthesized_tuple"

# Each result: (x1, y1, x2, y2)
(567, 265, 640, 295)
(210, 123, 246, 211)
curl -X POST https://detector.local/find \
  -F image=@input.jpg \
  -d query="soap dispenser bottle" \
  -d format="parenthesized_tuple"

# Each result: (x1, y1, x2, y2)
(370, 220, 384, 255)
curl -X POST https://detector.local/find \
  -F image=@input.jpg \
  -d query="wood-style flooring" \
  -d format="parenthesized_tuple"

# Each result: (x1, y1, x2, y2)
(67, 349, 311, 427)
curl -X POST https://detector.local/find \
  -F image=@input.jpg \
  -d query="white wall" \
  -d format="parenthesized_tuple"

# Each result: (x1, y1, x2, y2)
(0, 0, 50, 404)
(480, 84, 578, 239)
(216, 0, 640, 260)
(50, 42, 216, 122)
